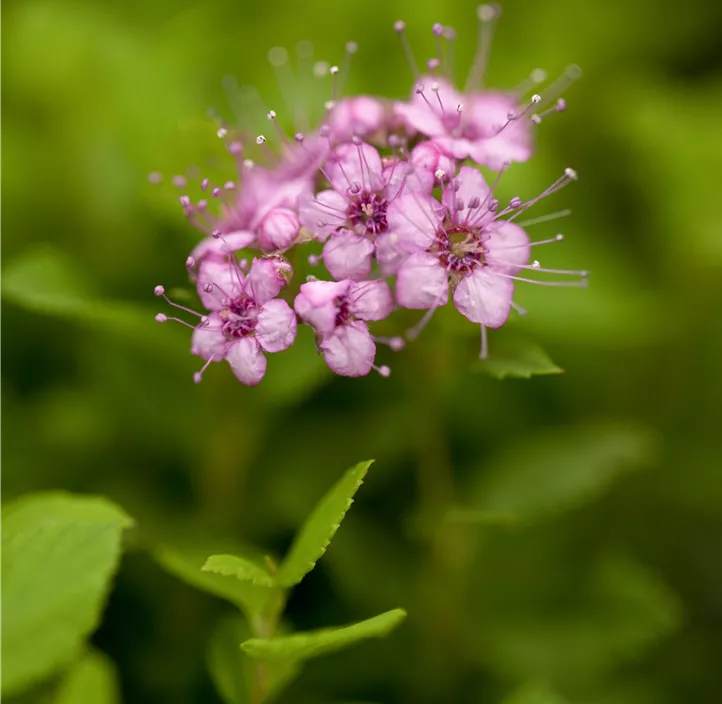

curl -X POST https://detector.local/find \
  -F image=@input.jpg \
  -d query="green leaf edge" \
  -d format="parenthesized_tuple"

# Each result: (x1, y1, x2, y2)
(276, 459, 373, 587)
(241, 608, 407, 662)
(202, 554, 275, 587)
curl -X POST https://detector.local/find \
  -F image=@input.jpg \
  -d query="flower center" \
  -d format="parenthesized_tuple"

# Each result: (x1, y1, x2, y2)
(433, 227, 486, 273)
(347, 192, 388, 238)
(334, 296, 351, 327)
(219, 295, 258, 339)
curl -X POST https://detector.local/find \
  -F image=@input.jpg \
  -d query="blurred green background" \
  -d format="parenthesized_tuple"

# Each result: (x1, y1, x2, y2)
(3, 0, 722, 701)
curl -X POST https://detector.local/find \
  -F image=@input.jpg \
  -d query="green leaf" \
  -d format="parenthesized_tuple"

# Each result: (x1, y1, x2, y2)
(1, 493, 132, 696)
(54, 650, 120, 704)
(501, 683, 568, 704)
(476, 329, 563, 379)
(242, 608, 407, 662)
(207, 614, 300, 704)
(277, 460, 373, 587)
(154, 545, 274, 617)
(202, 555, 275, 587)
(466, 422, 658, 521)
(1, 246, 185, 362)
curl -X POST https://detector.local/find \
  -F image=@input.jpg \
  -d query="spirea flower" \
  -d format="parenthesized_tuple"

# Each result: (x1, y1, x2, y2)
(380, 165, 587, 344)
(152, 8, 586, 383)
(295, 279, 393, 377)
(299, 139, 431, 280)
(155, 254, 296, 386)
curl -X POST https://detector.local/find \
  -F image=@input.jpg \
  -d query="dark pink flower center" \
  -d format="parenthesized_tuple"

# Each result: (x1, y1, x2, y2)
(347, 192, 388, 238)
(334, 296, 351, 327)
(432, 227, 486, 273)
(220, 295, 258, 339)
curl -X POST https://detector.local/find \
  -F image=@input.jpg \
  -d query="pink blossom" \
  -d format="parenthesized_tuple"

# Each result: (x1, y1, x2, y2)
(187, 256, 296, 386)
(386, 165, 530, 329)
(299, 141, 430, 280)
(186, 136, 328, 260)
(394, 78, 532, 171)
(326, 97, 386, 143)
(294, 279, 393, 376)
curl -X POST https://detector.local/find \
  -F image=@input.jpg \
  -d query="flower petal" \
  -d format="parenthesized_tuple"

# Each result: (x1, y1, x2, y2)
(225, 337, 267, 386)
(197, 259, 244, 311)
(386, 193, 442, 250)
(394, 77, 461, 138)
(256, 299, 297, 353)
(294, 280, 349, 338)
(191, 231, 256, 261)
(246, 257, 291, 306)
(323, 231, 375, 281)
(349, 280, 394, 321)
(452, 268, 513, 327)
(320, 321, 375, 377)
(327, 97, 385, 143)
(443, 165, 492, 229)
(485, 221, 530, 274)
(190, 314, 227, 360)
(298, 190, 348, 242)
(395, 252, 449, 310)
(326, 142, 384, 194)
(257, 207, 299, 251)
(383, 160, 433, 201)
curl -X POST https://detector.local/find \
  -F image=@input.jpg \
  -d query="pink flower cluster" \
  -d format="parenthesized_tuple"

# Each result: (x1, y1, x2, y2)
(153, 7, 586, 386)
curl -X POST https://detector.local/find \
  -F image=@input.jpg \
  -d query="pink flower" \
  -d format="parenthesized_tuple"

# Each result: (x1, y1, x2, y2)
(394, 78, 532, 171)
(383, 166, 531, 330)
(326, 97, 386, 143)
(381, 164, 585, 346)
(188, 256, 296, 386)
(186, 136, 329, 260)
(294, 279, 393, 377)
(299, 140, 430, 280)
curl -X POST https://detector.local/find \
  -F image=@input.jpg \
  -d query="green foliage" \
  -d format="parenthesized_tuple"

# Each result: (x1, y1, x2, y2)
(241, 609, 407, 662)
(477, 329, 564, 379)
(207, 614, 300, 704)
(1, 246, 184, 361)
(54, 650, 120, 704)
(501, 683, 569, 704)
(277, 460, 373, 587)
(155, 545, 274, 617)
(1, 493, 131, 696)
(465, 422, 658, 521)
(203, 555, 275, 587)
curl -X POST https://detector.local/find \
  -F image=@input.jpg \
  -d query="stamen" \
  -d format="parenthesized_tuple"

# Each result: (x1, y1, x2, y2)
(517, 209, 572, 227)
(373, 335, 405, 351)
(510, 300, 528, 316)
(193, 354, 216, 384)
(432, 23, 444, 68)
(480, 323, 489, 360)
(155, 286, 206, 318)
(267, 110, 290, 145)
(443, 26, 456, 83)
(492, 271, 588, 287)
(537, 64, 582, 108)
(406, 285, 448, 340)
(511, 68, 548, 95)
(394, 20, 420, 78)
(466, 3, 501, 91)
(372, 364, 392, 377)
(255, 134, 275, 163)
(329, 65, 339, 102)
(339, 41, 358, 96)
(491, 233, 565, 251)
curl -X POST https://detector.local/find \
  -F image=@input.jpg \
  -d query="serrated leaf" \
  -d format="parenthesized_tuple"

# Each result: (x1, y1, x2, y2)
(277, 460, 373, 587)
(1, 493, 132, 696)
(54, 650, 120, 704)
(476, 329, 563, 379)
(154, 545, 274, 617)
(501, 683, 568, 704)
(207, 614, 300, 704)
(466, 422, 657, 521)
(202, 555, 275, 587)
(242, 608, 406, 662)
